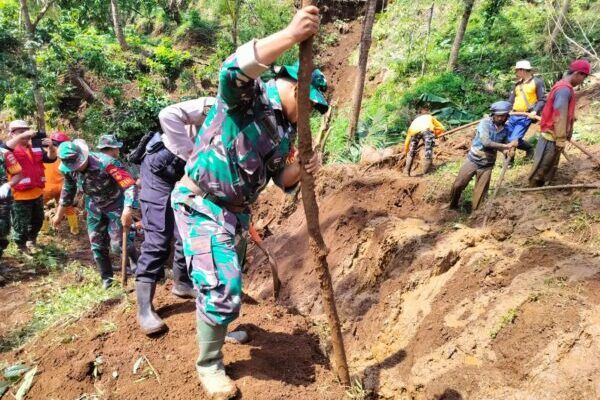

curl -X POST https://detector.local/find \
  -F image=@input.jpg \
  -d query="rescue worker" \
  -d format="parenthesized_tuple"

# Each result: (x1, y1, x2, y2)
(171, 5, 326, 398)
(42, 131, 78, 235)
(134, 96, 215, 336)
(403, 103, 445, 176)
(1, 120, 57, 252)
(0, 146, 23, 259)
(52, 140, 139, 289)
(528, 59, 591, 187)
(97, 134, 123, 159)
(505, 60, 546, 161)
(449, 101, 517, 211)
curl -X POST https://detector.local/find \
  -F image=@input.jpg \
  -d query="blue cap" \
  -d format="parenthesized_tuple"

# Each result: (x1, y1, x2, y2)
(490, 101, 512, 115)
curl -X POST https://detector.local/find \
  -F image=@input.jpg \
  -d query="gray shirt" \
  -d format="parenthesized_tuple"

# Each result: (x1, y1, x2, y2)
(159, 97, 216, 161)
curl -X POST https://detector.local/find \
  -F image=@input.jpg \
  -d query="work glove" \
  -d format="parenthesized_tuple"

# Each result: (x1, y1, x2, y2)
(0, 183, 11, 199)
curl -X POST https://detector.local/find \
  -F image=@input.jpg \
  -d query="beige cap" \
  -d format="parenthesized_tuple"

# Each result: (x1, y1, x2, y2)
(8, 119, 30, 132)
(514, 60, 532, 70)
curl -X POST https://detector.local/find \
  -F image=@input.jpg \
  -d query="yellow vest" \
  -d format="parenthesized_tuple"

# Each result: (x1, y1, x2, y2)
(512, 78, 539, 112)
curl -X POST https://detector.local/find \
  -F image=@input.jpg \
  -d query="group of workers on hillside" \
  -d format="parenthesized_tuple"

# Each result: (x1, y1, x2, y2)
(403, 58, 592, 211)
(0, 4, 594, 399)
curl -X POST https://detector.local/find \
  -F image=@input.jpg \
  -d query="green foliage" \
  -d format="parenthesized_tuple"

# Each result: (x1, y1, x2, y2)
(175, 9, 219, 45)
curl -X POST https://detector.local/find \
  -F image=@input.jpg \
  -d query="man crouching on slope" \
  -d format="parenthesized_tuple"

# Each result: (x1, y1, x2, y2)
(171, 5, 328, 399)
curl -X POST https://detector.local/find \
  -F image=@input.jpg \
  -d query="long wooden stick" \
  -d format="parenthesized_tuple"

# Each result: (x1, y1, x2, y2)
(298, 0, 350, 386)
(569, 140, 600, 166)
(121, 225, 129, 288)
(438, 119, 481, 138)
(482, 155, 509, 227)
(515, 183, 600, 192)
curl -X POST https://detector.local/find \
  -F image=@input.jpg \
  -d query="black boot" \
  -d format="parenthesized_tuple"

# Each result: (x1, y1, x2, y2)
(136, 281, 167, 335)
(404, 155, 414, 176)
(172, 281, 197, 299)
(97, 256, 114, 290)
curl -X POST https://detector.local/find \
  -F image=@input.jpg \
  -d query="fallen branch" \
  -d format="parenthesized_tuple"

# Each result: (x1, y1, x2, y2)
(515, 183, 600, 192)
(298, 0, 350, 386)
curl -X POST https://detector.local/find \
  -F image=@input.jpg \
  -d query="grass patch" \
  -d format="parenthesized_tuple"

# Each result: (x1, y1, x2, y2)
(489, 307, 518, 339)
(0, 261, 123, 353)
(566, 211, 600, 247)
(345, 377, 370, 400)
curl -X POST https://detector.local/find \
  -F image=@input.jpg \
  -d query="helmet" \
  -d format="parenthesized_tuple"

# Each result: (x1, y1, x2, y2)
(490, 101, 512, 115)
(50, 131, 71, 144)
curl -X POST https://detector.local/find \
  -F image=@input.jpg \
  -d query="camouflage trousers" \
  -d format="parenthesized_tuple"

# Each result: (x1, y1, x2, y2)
(172, 200, 248, 327)
(0, 199, 11, 257)
(11, 196, 44, 246)
(85, 197, 136, 280)
(408, 129, 436, 160)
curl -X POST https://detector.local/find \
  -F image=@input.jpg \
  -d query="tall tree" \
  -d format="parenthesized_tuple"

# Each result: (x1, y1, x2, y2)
(218, 0, 243, 48)
(18, 0, 55, 131)
(545, 0, 570, 53)
(110, 0, 129, 50)
(347, 0, 378, 142)
(421, 3, 434, 77)
(447, 0, 475, 72)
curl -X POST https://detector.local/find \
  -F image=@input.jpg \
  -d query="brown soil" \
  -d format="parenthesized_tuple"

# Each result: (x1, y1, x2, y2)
(3, 283, 345, 400)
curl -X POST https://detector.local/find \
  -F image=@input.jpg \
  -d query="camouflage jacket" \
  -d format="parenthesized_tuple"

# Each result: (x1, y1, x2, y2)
(60, 152, 138, 211)
(172, 40, 295, 235)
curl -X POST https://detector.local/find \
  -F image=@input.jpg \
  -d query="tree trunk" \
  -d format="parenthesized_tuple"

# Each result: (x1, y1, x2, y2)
(347, 0, 378, 142)
(111, 0, 129, 51)
(421, 3, 434, 77)
(19, 0, 46, 131)
(447, 0, 475, 72)
(231, 0, 241, 48)
(298, 0, 351, 387)
(545, 0, 570, 53)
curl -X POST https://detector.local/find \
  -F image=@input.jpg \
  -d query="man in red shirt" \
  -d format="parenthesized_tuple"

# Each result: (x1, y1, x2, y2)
(2, 120, 57, 251)
(528, 60, 591, 187)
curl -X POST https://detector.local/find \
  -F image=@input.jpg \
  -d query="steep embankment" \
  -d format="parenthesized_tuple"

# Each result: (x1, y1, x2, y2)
(244, 83, 600, 399)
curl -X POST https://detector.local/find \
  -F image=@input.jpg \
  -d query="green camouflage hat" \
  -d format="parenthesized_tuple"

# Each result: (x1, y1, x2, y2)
(97, 134, 123, 149)
(277, 61, 329, 114)
(58, 139, 89, 173)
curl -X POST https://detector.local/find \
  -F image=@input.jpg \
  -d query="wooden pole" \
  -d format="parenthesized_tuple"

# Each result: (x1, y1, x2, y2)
(438, 118, 481, 138)
(483, 155, 509, 227)
(515, 183, 600, 192)
(297, 0, 350, 386)
(569, 140, 600, 166)
(121, 225, 129, 288)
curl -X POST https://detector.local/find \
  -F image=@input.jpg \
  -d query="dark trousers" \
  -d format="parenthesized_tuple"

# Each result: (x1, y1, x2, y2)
(528, 136, 560, 187)
(449, 159, 492, 211)
(136, 148, 191, 286)
(0, 199, 11, 256)
(11, 196, 44, 246)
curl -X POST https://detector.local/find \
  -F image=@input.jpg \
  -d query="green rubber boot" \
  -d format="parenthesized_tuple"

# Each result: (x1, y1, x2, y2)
(196, 319, 238, 400)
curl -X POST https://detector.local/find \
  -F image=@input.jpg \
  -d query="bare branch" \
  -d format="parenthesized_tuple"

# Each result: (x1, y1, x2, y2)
(32, 0, 56, 30)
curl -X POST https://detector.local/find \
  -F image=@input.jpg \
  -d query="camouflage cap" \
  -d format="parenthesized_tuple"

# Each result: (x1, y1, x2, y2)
(276, 61, 329, 114)
(96, 134, 123, 149)
(58, 139, 89, 173)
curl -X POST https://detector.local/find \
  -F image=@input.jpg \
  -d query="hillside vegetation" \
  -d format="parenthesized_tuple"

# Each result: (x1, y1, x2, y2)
(1, 0, 598, 157)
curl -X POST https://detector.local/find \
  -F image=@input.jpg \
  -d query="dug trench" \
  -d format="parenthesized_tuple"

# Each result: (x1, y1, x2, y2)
(2, 80, 600, 400)
(2, 125, 600, 399)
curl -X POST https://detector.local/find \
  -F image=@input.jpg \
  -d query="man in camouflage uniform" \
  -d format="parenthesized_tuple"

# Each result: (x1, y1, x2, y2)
(171, 5, 326, 398)
(0, 147, 23, 259)
(52, 139, 139, 288)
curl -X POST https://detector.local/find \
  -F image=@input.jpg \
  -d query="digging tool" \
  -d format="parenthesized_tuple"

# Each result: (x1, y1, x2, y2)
(249, 224, 281, 300)
(568, 140, 600, 166)
(298, 0, 350, 386)
(515, 182, 600, 192)
(482, 154, 510, 227)
(121, 225, 129, 288)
